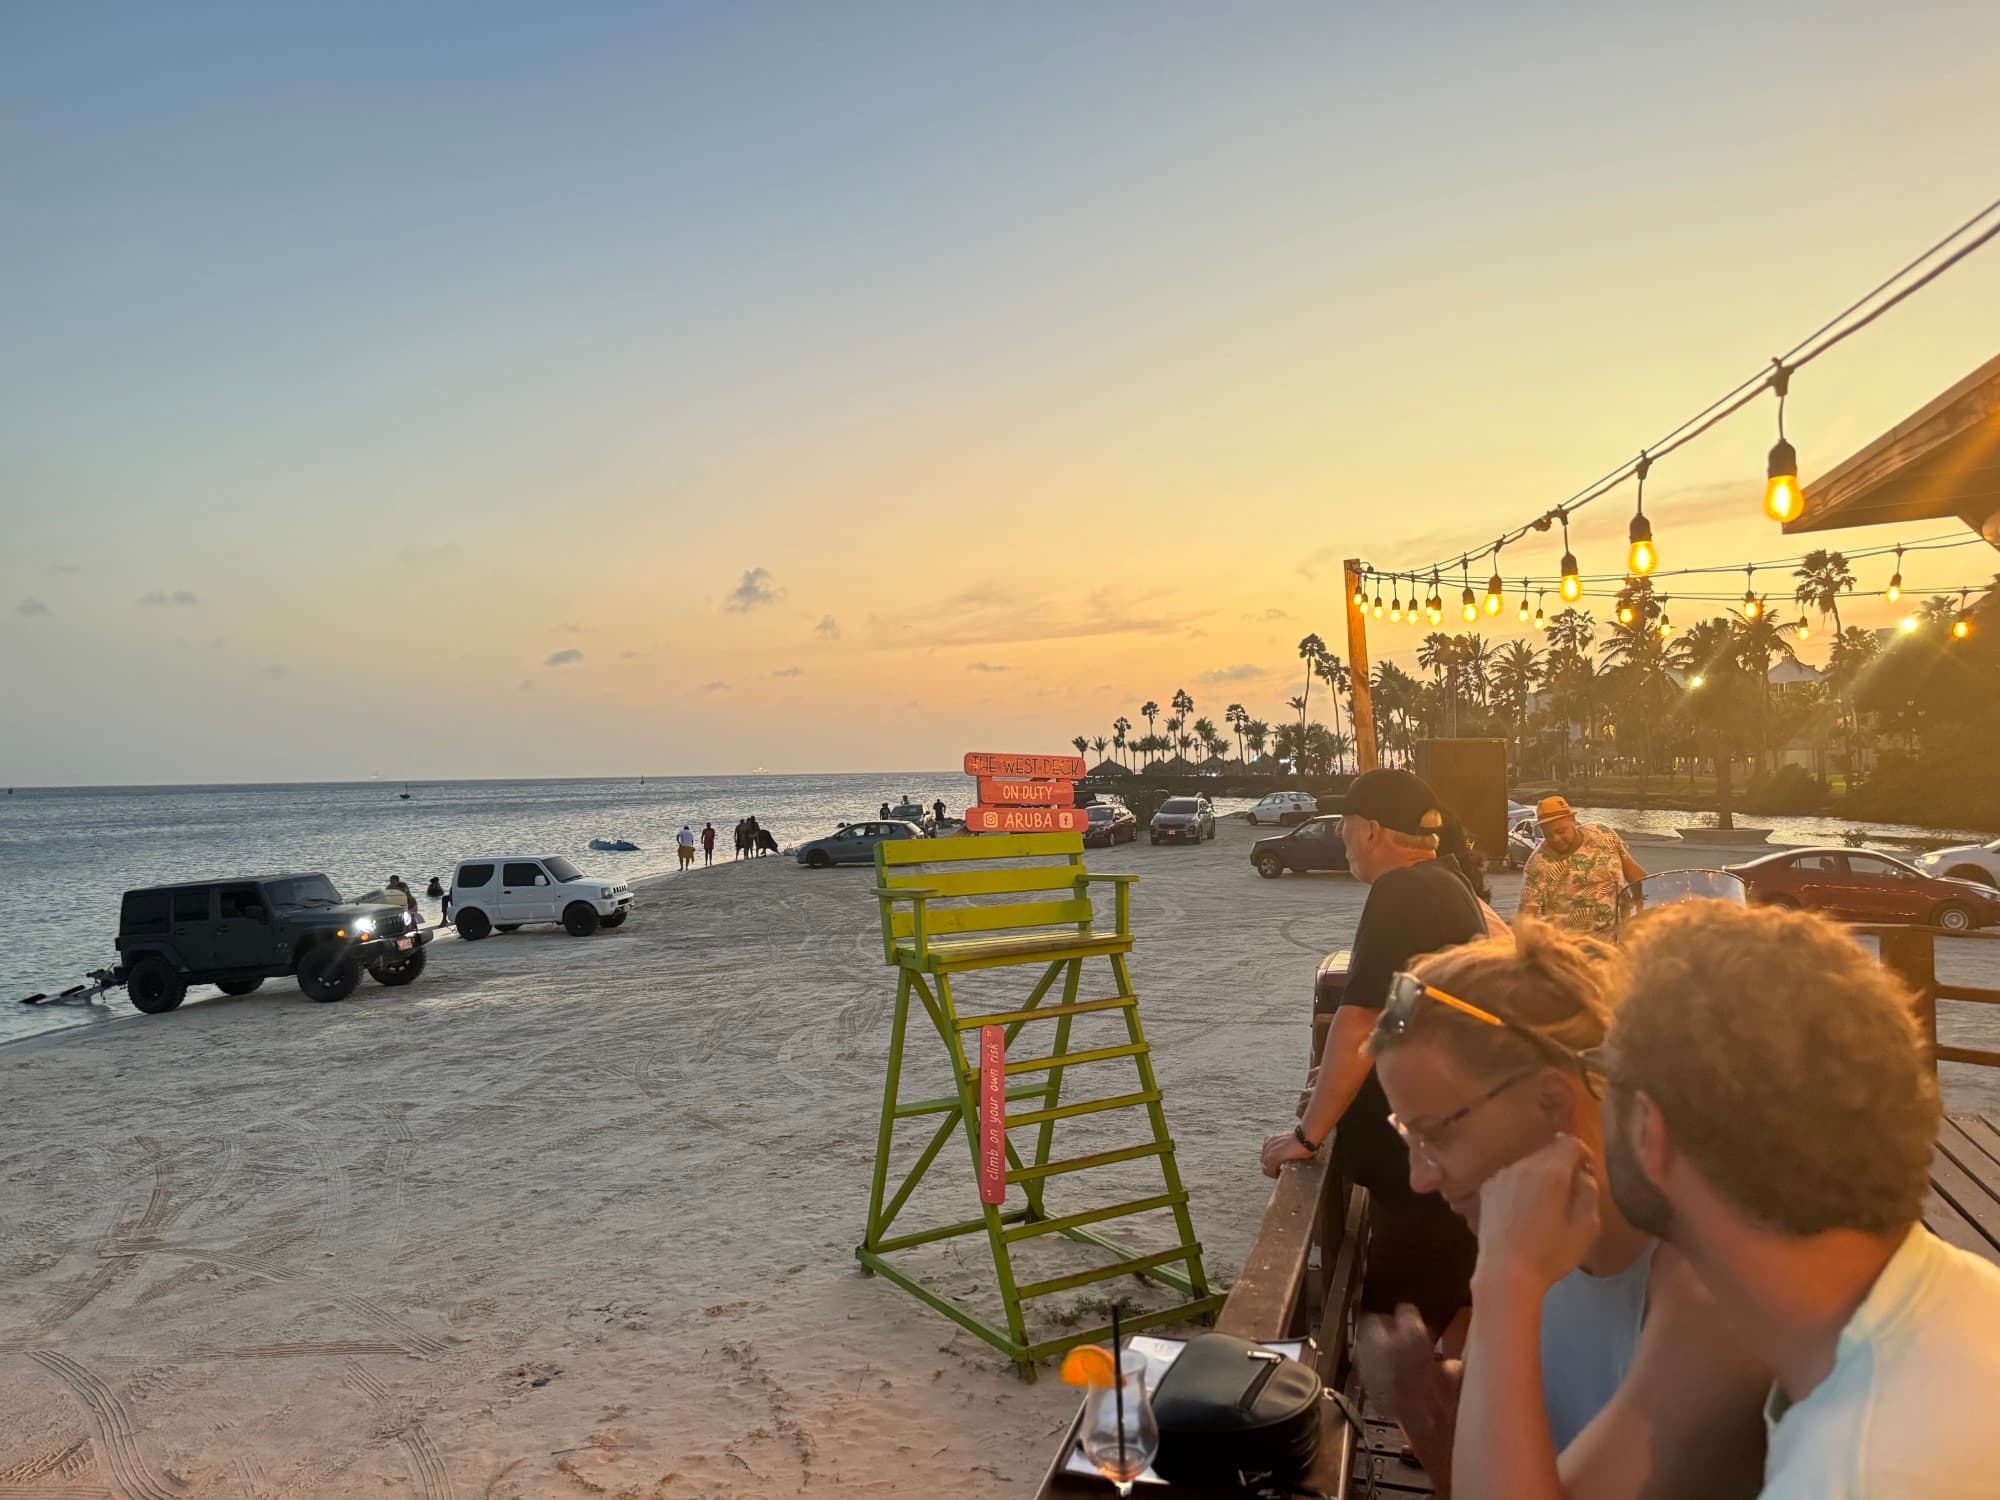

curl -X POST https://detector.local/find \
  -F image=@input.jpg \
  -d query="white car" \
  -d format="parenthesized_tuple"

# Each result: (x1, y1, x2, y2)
(1506, 816, 1545, 870)
(448, 856, 633, 940)
(1246, 792, 1318, 826)
(1912, 838, 2000, 889)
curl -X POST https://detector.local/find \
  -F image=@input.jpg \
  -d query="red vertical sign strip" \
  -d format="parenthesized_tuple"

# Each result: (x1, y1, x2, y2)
(979, 1025, 1006, 1205)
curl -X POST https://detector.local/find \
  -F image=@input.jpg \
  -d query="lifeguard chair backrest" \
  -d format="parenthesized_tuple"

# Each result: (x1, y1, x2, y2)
(873, 832, 1093, 962)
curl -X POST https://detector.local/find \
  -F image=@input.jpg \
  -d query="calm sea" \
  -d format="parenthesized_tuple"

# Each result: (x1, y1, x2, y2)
(0, 773, 990, 1042)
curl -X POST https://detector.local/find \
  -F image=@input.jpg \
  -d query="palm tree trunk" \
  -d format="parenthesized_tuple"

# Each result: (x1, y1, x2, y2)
(1713, 738, 1735, 831)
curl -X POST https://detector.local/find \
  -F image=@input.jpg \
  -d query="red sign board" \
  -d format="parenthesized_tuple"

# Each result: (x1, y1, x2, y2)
(979, 1026, 1007, 1204)
(976, 777, 1075, 807)
(964, 751, 1088, 779)
(965, 805, 1091, 835)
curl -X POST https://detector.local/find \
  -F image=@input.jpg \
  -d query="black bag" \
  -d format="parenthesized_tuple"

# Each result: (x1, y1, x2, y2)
(1149, 1332, 1322, 1490)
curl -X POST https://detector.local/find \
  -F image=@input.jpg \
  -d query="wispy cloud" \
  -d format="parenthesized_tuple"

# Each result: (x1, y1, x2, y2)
(1243, 607, 1290, 622)
(619, 649, 643, 659)
(814, 614, 841, 639)
(1198, 663, 1267, 684)
(16, 598, 51, 617)
(866, 582, 1188, 650)
(723, 567, 783, 613)
(699, 679, 731, 693)
(545, 648, 584, 667)
(967, 661, 1009, 673)
(141, 589, 200, 607)
(773, 665, 804, 678)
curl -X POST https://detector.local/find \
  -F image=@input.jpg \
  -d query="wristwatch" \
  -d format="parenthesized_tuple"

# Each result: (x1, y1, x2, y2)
(1293, 1123, 1321, 1152)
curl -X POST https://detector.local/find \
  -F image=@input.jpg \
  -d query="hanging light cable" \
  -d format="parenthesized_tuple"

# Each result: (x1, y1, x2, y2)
(1517, 579, 1531, 623)
(1742, 565, 1763, 619)
(1763, 361, 1802, 523)
(1390, 577, 1404, 623)
(1460, 558, 1479, 623)
(1485, 541, 1505, 615)
(1628, 453, 1657, 574)
(1886, 545, 1904, 601)
(1534, 590, 1546, 629)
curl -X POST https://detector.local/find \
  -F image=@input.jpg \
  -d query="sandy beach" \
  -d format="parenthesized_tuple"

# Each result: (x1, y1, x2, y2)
(5, 818, 1999, 1499)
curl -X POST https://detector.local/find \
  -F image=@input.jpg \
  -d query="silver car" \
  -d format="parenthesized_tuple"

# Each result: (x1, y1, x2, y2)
(1149, 797, 1214, 845)
(796, 820, 926, 869)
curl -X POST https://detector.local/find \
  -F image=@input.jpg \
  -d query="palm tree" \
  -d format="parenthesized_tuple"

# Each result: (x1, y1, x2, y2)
(1270, 720, 1305, 772)
(1172, 688, 1194, 732)
(1191, 717, 1218, 765)
(1140, 700, 1160, 759)
(1824, 627, 1880, 785)
(1598, 617, 1691, 797)
(1677, 618, 1758, 830)
(1919, 594, 1960, 627)
(1313, 655, 1350, 765)
(1091, 734, 1109, 766)
(1225, 703, 1248, 764)
(1112, 715, 1132, 767)
(1490, 639, 1544, 768)
(1793, 549, 1855, 633)
(1728, 607, 1800, 771)
(1245, 718, 1270, 769)
(1458, 633, 1492, 709)
(1072, 734, 1090, 759)
(1296, 634, 1326, 728)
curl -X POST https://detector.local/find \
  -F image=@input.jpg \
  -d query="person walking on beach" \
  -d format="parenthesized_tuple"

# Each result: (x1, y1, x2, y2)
(700, 822, 716, 866)
(734, 818, 750, 860)
(677, 824, 696, 870)
(933, 797, 947, 827)
(385, 875, 418, 914)
(880, 802, 892, 819)
(746, 816, 764, 856)
(1518, 795, 1646, 939)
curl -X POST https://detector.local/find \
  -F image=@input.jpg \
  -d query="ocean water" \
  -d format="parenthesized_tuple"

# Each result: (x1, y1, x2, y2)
(0, 773, 978, 1042)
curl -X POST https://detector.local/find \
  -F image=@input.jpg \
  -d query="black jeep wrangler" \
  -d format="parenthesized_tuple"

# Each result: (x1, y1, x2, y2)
(115, 873, 432, 1013)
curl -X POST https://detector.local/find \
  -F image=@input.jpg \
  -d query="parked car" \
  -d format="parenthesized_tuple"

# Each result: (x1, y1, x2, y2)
(1506, 816, 1545, 870)
(1912, 838, 2000, 889)
(1245, 792, 1317, 827)
(449, 856, 633, 939)
(114, 872, 431, 1013)
(1082, 803, 1138, 848)
(1150, 797, 1214, 845)
(795, 820, 927, 868)
(1251, 816, 1350, 878)
(1725, 848, 2000, 932)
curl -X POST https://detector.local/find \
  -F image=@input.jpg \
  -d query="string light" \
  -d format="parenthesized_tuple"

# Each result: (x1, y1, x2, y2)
(1518, 581, 1531, 623)
(1763, 361, 1801, 523)
(1886, 545, 1903, 602)
(1534, 590, 1546, 629)
(1899, 614, 1919, 633)
(1955, 590, 1973, 640)
(1485, 542, 1505, 615)
(1353, 572, 1369, 609)
(1796, 612, 1811, 641)
(1558, 512, 1582, 602)
(1617, 596, 1636, 625)
(1389, 584, 1403, 624)
(1628, 454, 1657, 574)
(1428, 573, 1443, 626)
(1460, 559, 1478, 624)
(1742, 566, 1762, 619)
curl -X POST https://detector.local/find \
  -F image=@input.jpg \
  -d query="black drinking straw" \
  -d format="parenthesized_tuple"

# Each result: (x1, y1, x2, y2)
(1111, 1305, 1126, 1471)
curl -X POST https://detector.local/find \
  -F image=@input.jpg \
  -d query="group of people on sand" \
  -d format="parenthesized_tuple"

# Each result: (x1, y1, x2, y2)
(1259, 767, 1997, 1497)
(671, 818, 776, 868)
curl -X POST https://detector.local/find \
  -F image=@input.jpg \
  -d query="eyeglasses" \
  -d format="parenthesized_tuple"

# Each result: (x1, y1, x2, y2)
(1377, 971, 1605, 1096)
(1389, 1068, 1539, 1161)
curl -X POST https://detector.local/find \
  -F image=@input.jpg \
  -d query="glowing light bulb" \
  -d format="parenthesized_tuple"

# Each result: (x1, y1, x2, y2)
(1886, 575, 1902, 603)
(1485, 572, 1504, 615)
(1954, 617, 1972, 640)
(1559, 552, 1581, 602)
(1691, 674, 1705, 688)
(1460, 587, 1478, 623)
(1899, 615, 1918, 634)
(1517, 596, 1530, 623)
(1744, 592, 1762, 620)
(1627, 512, 1656, 576)
(1617, 603, 1635, 625)
(1389, 598, 1402, 623)
(1764, 438, 1801, 523)
(1796, 615, 1810, 641)
(1352, 580, 1368, 608)
(1372, 594, 1384, 619)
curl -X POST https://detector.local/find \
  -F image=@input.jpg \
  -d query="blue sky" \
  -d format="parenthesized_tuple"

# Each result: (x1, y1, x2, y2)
(4, 3, 1998, 782)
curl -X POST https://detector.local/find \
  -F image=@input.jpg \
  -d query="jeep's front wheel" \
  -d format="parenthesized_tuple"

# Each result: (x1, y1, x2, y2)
(128, 957, 187, 1014)
(297, 945, 361, 1003)
(216, 977, 264, 996)
(368, 946, 428, 986)
(455, 908, 492, 941)
(600, 909, 628, 929)
(563, 902, 601, 937)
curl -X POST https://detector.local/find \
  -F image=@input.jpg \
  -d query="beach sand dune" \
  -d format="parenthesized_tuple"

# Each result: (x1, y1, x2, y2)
(4, 824, 1996, 1496)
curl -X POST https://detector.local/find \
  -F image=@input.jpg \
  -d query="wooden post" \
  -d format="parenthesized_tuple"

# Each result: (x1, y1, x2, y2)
(1877, 927, 1940, 1070)
(1344, 560, 1378, 772)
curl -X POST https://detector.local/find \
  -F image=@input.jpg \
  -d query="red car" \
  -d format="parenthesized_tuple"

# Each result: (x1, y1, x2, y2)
(1726, 847, 2000, 932)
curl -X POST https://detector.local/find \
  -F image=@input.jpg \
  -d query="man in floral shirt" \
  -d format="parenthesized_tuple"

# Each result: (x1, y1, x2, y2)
(1519, 795, 1646, 938)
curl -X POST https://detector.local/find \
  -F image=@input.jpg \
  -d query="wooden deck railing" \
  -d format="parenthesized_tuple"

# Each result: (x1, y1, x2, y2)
(1861, 925, 2000, 1070)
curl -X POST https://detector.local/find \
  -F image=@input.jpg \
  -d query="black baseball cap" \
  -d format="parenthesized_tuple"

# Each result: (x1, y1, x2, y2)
(1342, 768, 1443, 837)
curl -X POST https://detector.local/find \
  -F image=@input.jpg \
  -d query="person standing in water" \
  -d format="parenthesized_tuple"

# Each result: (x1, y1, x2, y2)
(700, 822, 717, 866)
(677, 825, 696, 870)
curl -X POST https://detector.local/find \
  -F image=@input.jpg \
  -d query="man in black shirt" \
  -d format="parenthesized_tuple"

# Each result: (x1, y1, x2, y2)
(1260, 767, 1486, 1330)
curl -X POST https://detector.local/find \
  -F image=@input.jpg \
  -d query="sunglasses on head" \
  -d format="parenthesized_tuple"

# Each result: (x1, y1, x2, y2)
(1377, 971, 1604, 1097)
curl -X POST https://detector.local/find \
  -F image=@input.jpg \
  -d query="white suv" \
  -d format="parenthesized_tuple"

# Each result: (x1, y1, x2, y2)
(448, 856, 633, 940)
(1246, 791, 1318, 826)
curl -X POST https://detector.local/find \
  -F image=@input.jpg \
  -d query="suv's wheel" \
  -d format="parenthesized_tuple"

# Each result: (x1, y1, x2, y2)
(127, 957, 187, 1014)
(563, 902, 601, 937)
(297, 945, 362, 1003)
(1933, 901, 1976, 933)
(367, 946, 428, 986)
(456, 908, 492, 941)
(216, 977, 263, 996)
(1257, 854, 1285, 879)
(806, 849, 831, 869)
(600, 909, 628, 929)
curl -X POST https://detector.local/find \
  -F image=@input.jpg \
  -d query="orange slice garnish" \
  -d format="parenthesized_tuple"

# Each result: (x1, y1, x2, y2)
(1059, 1344, 1117, 1388)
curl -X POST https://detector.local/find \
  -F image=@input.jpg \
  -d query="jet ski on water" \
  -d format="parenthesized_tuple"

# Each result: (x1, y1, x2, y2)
(589, 839, 641, 852)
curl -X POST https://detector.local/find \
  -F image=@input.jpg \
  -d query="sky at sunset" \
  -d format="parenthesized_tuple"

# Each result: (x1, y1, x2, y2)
(4, 2, 1999, 784)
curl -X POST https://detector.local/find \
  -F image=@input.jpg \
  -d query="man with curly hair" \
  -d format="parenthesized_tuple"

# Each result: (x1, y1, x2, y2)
(1592, 901, 2000, 1497)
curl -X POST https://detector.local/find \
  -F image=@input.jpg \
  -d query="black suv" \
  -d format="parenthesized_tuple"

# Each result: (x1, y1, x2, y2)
(115, 873, 432, 1013)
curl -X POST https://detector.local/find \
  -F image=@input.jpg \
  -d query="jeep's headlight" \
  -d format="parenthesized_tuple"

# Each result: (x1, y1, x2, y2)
(601, 887, 614, 899)
(353, 916, 376, 935)
(404, 909, 417, 929)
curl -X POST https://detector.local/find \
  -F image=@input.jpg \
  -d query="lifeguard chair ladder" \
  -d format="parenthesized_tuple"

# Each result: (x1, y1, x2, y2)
(857, 831, 1220, 1370)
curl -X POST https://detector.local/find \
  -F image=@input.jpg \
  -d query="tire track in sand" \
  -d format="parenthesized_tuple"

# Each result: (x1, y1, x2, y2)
(28, 1350, 180, 1500)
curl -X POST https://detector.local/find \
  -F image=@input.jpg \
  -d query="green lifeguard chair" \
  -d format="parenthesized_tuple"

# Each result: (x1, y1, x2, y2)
(857, 830, 1221, 1369)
